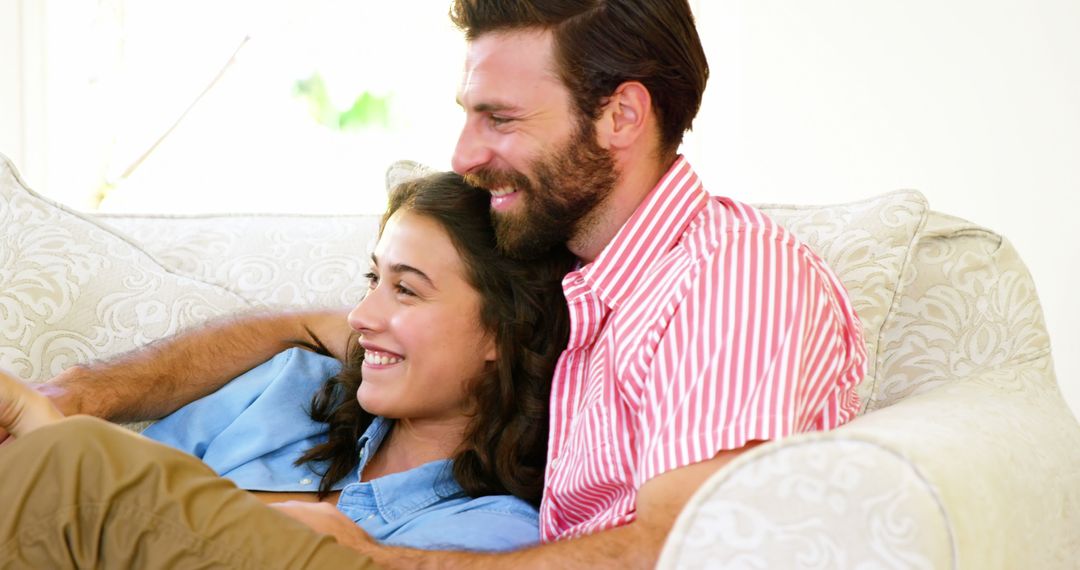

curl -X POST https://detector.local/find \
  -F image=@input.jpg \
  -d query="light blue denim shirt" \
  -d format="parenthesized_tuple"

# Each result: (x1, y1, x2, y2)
(341, 416, 540, 551)
(143, 348, 540, 552)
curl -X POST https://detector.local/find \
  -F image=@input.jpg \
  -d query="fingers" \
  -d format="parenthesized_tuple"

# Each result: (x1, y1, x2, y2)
(0, 370, 65, 439)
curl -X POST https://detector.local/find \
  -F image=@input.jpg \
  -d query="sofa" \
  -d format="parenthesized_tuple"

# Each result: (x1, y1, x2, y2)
(2, 152, 1078, 568)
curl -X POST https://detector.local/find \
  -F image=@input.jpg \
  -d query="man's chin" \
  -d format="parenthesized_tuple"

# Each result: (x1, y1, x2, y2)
(493, 219, 563, 260)
(497, 239, 556, 260)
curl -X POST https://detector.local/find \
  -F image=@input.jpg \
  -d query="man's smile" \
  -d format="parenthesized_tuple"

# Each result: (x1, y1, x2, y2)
(489, 187, 521, 211)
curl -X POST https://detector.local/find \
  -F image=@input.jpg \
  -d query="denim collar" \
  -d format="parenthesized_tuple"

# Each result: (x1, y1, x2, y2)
(349, 416, 465, 522)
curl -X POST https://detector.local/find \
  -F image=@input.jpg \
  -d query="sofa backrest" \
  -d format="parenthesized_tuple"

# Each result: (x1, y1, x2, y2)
(760, 195, 1052, 412)
(757, 191, 928, 410)
(109, 192, 1052, 414)
(99, 213, 382, 309)
(0, 154, 253, 383)
(3, 149, 1051, 413)
(869, 211, 1052, 410)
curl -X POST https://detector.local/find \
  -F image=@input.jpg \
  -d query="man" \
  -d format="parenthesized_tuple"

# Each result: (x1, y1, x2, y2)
(24, 0, 866, 567)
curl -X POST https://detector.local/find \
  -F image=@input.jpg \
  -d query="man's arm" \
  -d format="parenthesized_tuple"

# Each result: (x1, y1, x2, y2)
(283, 442, 761, 570)
(40, 308, 353, 422)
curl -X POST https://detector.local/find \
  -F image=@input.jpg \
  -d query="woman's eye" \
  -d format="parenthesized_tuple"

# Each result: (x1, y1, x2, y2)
(395, 283, 417, 297)
(363, 272, 378, 289)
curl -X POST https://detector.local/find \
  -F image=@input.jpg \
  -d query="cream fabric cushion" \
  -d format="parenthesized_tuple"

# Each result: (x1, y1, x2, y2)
(94, 162, 391, 309)
(872, 211, 1053, 409)
(91, 161, 420, 309)
(660, 208, 1079, 568)
(757, 191, 928, 409)
(100, 213, 381, 309)
(0, 154, 252, 382)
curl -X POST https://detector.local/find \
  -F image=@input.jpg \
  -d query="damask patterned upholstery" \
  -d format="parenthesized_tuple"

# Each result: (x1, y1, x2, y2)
(0, 154, 252, 382)
(758, 192, 928, 409)
(100, 213, 380, 309)
(659, 215, 1080, 568)
(2, 152, 1077, 567)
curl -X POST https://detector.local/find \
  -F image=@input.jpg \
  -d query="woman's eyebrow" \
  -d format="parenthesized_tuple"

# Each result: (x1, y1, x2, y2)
(370, 254, 437, 289)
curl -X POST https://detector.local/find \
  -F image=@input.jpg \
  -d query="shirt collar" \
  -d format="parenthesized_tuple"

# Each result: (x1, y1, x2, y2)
(353, 416, 464, 522)
(576, 156, 707, 309)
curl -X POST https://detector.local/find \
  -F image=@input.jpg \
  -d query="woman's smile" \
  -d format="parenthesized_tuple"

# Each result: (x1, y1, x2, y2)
(360, 342, 406, 368)
(363, 350, 405, 368)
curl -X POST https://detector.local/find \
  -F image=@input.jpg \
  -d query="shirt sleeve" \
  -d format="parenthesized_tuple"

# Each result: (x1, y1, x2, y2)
(636, 228, 866, 485)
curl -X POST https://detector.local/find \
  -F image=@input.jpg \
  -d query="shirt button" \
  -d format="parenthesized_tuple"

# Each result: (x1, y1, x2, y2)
(300, 478, 313, 485)
(366, 514, 376, 520)
(551, 458, 560, 469)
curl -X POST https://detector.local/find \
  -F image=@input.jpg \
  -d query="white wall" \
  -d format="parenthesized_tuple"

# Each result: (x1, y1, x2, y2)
(683, 0, 1080, 417)
(0, 0, 24, 168)
(0, 0, 46, 190)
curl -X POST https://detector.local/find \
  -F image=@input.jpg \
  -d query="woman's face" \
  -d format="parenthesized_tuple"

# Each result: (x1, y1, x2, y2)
(349, 209, 495, 425)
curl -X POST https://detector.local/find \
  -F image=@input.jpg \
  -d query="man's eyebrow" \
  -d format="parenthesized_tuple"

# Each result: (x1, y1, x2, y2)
(370, 254, 437, 289)
(454, 97, 518, 114)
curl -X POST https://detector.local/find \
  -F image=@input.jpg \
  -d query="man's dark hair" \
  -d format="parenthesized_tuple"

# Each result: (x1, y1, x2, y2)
(450, 0, 709, 156)
(297, 172, 574, 505)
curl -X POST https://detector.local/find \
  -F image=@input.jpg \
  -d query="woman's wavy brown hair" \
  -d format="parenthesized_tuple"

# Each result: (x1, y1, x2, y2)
(297, 171, 574, 506)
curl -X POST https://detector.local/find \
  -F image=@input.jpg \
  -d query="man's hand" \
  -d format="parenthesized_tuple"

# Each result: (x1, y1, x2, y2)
(0, 369, 65, 444)
(269, 501, 375, 552)
(338, 444, 767, 570)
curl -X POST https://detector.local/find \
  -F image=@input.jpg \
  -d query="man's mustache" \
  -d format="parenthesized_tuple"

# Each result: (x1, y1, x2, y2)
(464, 169, 530, 191)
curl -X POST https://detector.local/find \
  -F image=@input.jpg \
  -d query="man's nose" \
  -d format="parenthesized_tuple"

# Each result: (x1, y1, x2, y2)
(451, 121, 493, 175)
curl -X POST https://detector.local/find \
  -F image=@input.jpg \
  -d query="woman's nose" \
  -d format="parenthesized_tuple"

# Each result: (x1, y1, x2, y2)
(347, 289, 384, 334)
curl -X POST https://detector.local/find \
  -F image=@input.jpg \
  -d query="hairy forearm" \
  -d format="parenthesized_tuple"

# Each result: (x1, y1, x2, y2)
(43, 309, 350, 422)
(355, 519, 665, 570)
(347, 449, 751, 569)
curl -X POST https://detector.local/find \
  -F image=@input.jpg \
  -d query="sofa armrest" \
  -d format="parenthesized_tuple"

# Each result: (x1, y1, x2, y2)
(658, 355, 1080, 569)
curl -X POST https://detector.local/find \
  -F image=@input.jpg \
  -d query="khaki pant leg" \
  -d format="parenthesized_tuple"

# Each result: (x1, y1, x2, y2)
(0, 415, 380, 570)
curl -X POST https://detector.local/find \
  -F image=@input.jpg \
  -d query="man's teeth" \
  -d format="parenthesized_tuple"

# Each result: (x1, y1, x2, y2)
(364, 352, 404, 366)
(490, 187, 516, 197)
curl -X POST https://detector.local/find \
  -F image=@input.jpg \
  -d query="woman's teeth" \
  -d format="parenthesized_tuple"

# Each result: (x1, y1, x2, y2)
(365, 352, 404, 366)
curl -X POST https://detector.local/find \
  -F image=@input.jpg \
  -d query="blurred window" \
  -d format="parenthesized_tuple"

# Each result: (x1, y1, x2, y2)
(22, 0, 466, 214)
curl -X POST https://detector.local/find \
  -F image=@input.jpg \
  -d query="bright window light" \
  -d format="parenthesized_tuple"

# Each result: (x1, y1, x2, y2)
(29, 0, 466, 214)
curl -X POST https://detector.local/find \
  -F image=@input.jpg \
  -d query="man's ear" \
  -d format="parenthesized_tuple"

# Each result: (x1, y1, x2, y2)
(596, 81, 653, 150)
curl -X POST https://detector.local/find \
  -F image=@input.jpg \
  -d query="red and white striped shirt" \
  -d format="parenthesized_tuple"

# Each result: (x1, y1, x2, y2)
(539, 156, 867, 541)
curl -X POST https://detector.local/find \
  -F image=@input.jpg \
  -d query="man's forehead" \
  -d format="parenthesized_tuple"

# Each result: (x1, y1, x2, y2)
(457, 30, 563, 105)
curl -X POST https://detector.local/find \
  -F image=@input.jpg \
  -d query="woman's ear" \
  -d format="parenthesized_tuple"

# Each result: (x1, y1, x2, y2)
(483, 336, 497, 363)
(595, 81, 653, 150)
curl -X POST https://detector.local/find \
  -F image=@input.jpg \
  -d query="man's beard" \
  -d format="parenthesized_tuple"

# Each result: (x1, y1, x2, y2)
(464, 120, 618, 260)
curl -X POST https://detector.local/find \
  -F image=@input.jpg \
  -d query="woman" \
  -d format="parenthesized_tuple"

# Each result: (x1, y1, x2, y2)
(0, 172, 573, 567)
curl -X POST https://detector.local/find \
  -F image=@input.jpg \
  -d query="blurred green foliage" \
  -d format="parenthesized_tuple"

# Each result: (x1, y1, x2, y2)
(295, 73, 392, 130)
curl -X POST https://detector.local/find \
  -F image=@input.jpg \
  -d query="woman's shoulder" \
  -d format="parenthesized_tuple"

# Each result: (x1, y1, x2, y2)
(382, 493, 541, 552)
(445, 492, 539, 521)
